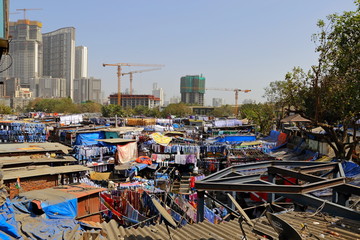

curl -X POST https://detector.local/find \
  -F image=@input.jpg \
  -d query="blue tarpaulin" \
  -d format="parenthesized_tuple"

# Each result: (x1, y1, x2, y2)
(341, 161, 360, 178)
(12, 189, 77, 220)
(0, 198, 22, 240)
(215, 135, 256, 143)
(74, 132, 105, 146)
(262, 130, 280, 142)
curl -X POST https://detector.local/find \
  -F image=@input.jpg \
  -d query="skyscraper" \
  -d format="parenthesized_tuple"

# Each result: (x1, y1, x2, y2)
(73, 77, 102, 104)
(152, 82, 164, 106)
(0, 20, 43, 86)
(42, 27, 75, 99)
(180, 75, 205, 106)
(75, 46, 88, 79)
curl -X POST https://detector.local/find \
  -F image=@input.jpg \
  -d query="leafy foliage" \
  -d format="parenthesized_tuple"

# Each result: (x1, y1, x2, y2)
(240, 103, 276, 134)
(0, 104, 12, 114)
(212, 105, 234, 117)
(264, 2, 360, 159)
(161, 103, 191, 117)
(101, 104, 124, 117)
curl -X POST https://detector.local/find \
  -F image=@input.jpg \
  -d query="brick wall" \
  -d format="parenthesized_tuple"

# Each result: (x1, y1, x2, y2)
(5, 175, 58, 199)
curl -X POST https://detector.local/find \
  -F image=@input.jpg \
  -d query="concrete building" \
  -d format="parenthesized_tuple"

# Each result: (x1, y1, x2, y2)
(73, 77, 102, 103)
(180, 75, 205, 106)
(0, 77, 21, 97)
(75, 46, 88, 79)
(169, 96, 181, 104)
(43, 27, 75, 99)
(12, 86, 33, 110)
(30, 77, 66, 98)
(152, 82, 164, 106)
(212, 98, 224, 107)
(109, 94, 160, 108)
(0, 20, 43, 85)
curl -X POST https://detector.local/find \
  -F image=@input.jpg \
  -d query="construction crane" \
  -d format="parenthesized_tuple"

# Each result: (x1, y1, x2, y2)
(122, 68, 162, 95)
(206, 88, 251, 116)
(16, 8, 42, 20)
(102, 63, 164, 105)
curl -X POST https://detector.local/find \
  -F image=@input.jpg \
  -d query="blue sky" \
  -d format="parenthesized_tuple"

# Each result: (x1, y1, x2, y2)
(9, 0, 356, 105)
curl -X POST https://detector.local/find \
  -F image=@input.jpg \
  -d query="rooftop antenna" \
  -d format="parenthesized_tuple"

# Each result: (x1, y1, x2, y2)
(227, 193, 253, 240)
(152, 197, 177, 240)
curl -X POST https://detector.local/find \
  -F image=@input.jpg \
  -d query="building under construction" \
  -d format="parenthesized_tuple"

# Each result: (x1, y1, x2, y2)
(180, 75, 205, 106)
(109, 94, 160, 108)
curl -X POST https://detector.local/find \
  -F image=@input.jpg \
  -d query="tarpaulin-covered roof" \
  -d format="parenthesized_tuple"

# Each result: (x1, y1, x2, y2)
(280, 114, 311, 123)
(150, 132, 172, 146)
(74, 131, 105, 146)
(215, 135, 256, 143)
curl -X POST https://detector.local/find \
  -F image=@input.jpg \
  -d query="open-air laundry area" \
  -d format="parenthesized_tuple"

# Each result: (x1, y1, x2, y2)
(0, 114, 359, 240)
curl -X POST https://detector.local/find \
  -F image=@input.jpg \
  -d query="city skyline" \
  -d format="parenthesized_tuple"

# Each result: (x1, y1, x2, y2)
(8, 0, 356, 106)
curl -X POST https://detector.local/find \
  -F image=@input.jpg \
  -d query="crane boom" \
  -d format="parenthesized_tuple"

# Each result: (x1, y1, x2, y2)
(122, 68, 162, 76)
(206, 88, 251, 116)
(16, 8, 42, 20)
(102, 63, 164, 105)
(122, 68, 162, 95)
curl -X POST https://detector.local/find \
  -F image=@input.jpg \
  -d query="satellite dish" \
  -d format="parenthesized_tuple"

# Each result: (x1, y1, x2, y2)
(265, 212, 302, 240)
(227, 193, 254, 227)
(152, 198, 177, 228)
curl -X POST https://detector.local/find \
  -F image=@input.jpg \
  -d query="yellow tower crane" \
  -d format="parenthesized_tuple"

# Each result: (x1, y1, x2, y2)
(102, 63, 164, 105)
(206, 88, 251, 116)
(122, 68, 162, 95)
(16, 8, 42, 20)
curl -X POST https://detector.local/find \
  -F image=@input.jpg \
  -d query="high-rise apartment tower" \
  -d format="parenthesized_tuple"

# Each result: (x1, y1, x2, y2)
(180, 75, 205, 106)
(0, 20, 43, 86)
(42, 27, 75, 99)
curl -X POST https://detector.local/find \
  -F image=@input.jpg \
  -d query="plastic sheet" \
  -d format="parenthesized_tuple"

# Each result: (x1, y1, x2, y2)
(0, 199, 22, 240)
(74, 132, 105, 146)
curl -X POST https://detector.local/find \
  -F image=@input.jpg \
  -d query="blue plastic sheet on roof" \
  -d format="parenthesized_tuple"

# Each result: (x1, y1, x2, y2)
(74, 132, 105, 146)
(262, 130, 280, 142)
(0, 198, 22, 240)
(341, 161, 360, 178)
(12, 189, 78, 220)
(215, 135, 256, 143)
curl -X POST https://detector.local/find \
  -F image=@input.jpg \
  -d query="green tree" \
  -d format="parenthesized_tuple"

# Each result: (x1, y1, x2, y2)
(148, 107, 162, 117)
(0, 104, 12, 114)
(265, 2, 360, 160)
(162, 103, 191, 117)
(78, 101, 102, 113)
(240, 103, 276, 134)
(101, 104, 124, 117)
(133, 105, 149, 116)
(26, 98, 79, 114)
(212, 105, 234, 117)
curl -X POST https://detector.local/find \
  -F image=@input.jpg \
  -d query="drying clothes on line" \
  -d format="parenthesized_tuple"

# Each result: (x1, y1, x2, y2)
(117, 142, 138, 164)
(186, 154, 197, 164)
(174, 153, 187, 165)
(74, 145, 110, 161)
(151, 154, 171, 163)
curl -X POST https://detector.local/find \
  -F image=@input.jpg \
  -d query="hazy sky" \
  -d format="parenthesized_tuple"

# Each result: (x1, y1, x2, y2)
(9, 0, 356, 106)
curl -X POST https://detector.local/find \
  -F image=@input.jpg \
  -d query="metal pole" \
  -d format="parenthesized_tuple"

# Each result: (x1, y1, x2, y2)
(197, 190, 205, 222)
(130, 73, 133, 95)
(117, 65, 122, 106)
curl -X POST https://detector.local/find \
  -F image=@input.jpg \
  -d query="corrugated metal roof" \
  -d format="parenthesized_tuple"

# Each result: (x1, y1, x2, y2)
(96, 138, 136, 144)
(100, 211, 360, 240)
(0, 142, 70, 154)
(0, 155, 76, 166)
(55, 183, 106, 198)
(2, 165, 90, 180)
